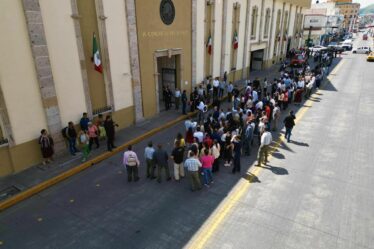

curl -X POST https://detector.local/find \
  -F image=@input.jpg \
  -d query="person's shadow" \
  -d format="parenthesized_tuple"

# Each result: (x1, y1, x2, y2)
(243, 172, 261, 183)
(290, 140, 309, 147)
(258, 164, 289, 175)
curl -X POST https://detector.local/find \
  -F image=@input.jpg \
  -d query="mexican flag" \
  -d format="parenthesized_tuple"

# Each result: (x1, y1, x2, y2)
(233, 31, 238, 49)
(206, 35, 212, 55)
(92, 33, 103, 73)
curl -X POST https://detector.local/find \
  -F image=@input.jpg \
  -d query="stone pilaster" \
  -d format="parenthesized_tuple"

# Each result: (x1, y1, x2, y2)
(0, 85, 14, 147)
(220, 0, 228, 77)
(242, 0, 251, 79)
(191, 0, 197, 86)
(21, 0, 64, 152)
(124, 0, 144, 123)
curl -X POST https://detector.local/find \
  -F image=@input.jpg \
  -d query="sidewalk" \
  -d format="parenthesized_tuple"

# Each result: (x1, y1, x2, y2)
(0, 62, 283, 203)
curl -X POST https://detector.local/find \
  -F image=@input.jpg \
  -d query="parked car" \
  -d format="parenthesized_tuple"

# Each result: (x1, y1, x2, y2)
(341, 40, 353, 51)
(367, 52, 374, 62)
(352, 46, 372, 54)
(309, 45, 327, 53)
(290, 54, 307, 67)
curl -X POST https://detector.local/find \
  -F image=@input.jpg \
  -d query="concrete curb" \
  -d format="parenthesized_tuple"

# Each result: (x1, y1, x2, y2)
(0, 94, 236, 211)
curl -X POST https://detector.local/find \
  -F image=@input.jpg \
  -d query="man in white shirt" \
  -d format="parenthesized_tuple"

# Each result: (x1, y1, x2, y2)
(213, 77, 220, 99)
(174, 88, 181, 110)
(297, 79, 305, 89)
(193, 126, 204, 143)
(256, 127, 273, 167)
(252, 90, 258, 102)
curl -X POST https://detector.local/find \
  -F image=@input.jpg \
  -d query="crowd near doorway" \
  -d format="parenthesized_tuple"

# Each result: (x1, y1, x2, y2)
(156, 53, 181, 112)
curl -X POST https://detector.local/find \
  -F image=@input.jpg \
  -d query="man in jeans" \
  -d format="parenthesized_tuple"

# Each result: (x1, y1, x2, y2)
(184, 152, 202, 191)
(66, 121, 78, 156)
(171, 140, 185, 181)
(123, 145, 140, 182)
(153, 144, 171, 183)
(283, 111, 296, 142)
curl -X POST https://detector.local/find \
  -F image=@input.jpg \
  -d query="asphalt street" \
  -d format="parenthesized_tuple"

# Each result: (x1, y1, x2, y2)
(187, 34, 374, 249)
(0, 34, 373, 249)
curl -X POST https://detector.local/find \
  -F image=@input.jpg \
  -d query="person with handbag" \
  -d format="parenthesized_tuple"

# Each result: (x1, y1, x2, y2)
(123, 145, 140, 182)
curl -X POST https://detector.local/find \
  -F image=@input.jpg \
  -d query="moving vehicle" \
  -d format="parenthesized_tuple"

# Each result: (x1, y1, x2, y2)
(309, 45, 327, 53)
(352, 46, 371, 54)
(290, 54, 307, 67)
(367, 52, 374, 62)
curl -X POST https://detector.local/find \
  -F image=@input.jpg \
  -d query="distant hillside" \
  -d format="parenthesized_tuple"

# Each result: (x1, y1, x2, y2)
(359, 4, 374, 15)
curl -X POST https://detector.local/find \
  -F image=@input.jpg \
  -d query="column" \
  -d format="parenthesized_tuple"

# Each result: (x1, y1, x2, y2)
(21, 0, 64, 151)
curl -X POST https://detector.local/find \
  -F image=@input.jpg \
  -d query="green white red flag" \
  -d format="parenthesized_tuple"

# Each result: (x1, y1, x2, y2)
(233, 31, 238, 49)
(92, 33, 103, 73)
(206, 35, 212, 55)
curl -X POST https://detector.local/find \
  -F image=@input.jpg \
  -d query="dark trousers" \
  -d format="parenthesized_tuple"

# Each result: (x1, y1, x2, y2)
(146, 159, 155, 178)
(89, 137, 99, 150)
(107, 136, 115, 151)
(232, 154, 241, 173)
(157, 164, 171, 182)
(212, 158, 220, 172)
(68, 137, 78, 155)
(175, 97, 180, 110)
(213, 87, 218, 99)
(182, 101, 187, 114)
(228, 92, 232, 102)
(126, 165, 139, 182)
(285, 127, 293, 142)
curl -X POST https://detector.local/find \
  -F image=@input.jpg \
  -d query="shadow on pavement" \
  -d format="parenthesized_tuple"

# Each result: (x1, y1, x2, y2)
(243, 172, 261, 183)
(290, 140, 309, 147)
(258, 165, 289, 175)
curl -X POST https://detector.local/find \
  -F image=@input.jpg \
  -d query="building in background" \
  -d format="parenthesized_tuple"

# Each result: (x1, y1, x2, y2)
(0, 0, 311, 176)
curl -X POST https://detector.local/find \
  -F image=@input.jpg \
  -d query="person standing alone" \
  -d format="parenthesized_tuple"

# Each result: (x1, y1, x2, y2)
(284, 111, 296, 142)
(39, 129, 54, 165)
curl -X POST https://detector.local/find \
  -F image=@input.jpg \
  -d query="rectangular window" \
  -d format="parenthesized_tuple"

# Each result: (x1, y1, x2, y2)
(251, 6, 258, 39)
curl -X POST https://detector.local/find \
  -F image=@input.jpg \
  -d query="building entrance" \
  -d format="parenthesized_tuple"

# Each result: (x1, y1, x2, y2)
(250, 49, 264, 71)
(154, 50, 182, 113)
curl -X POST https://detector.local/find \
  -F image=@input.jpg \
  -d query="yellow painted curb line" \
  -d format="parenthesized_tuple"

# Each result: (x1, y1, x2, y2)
(0, 93, 237, 212)
(186, 60, 346, 249)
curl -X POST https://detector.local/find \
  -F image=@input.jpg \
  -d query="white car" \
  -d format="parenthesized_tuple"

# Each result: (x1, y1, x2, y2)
(352, 46, 372, 54)
(309, 45, 327, 52)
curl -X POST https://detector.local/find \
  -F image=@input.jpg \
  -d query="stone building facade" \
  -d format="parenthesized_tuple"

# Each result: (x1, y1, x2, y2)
(0, 0, 310, 176)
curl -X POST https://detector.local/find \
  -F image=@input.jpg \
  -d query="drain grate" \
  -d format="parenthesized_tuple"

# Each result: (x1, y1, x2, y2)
(0, 186, 21, 201)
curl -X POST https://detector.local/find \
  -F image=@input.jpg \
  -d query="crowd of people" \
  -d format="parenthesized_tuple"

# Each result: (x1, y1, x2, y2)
(120, 48, 331, 191)
(38, 48, 332, 191)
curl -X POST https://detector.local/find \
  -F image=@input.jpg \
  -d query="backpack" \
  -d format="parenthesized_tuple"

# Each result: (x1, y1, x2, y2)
(61, 127, 68, 138)
(127, 153, 137, 166)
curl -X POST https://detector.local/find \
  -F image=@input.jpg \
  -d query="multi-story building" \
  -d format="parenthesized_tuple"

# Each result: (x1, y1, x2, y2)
(0, 0, 310, 176)
(334, 1, 360, 30)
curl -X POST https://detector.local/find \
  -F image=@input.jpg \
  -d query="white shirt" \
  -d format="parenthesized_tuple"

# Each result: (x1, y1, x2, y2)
(185, 120, 197, 130)
(298, 80, 305, 88)
(175, 90, 181, 98)
(197, 101, 205, 112)
(252, 90, 258, 102)
(255, 101, 263, 110)
(261, 131, 273, 146)
(213, 79, 220, 88)
(193, 131, 204, 143)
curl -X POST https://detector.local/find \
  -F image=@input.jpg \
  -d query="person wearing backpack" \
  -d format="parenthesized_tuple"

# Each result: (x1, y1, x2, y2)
(123, 145, 140, 182)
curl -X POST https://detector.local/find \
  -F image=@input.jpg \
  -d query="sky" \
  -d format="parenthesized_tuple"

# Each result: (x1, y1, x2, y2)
(312, 0, 372, 8)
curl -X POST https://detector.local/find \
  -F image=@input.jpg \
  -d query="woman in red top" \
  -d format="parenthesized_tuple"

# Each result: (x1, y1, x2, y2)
(200, 149, 215, 187)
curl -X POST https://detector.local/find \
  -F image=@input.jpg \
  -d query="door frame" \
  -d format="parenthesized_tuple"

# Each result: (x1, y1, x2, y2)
(153, 49, 183, 113)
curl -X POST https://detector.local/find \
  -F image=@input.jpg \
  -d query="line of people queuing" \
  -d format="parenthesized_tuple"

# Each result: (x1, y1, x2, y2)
(121, 57, 326, 191)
